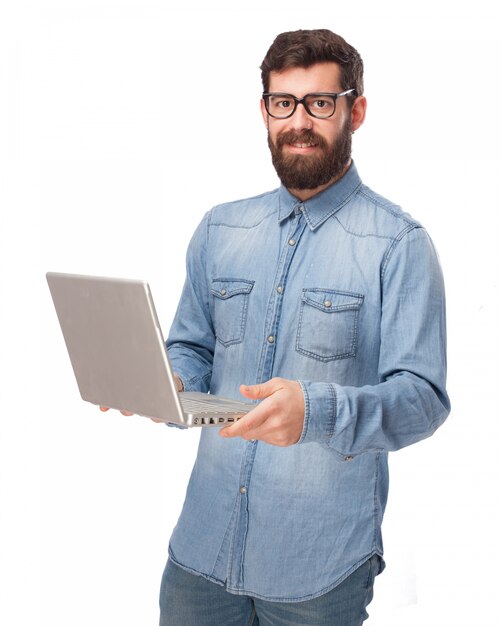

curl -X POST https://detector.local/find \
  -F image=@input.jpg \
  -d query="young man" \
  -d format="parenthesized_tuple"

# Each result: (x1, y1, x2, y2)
(159, 29, 450, 625)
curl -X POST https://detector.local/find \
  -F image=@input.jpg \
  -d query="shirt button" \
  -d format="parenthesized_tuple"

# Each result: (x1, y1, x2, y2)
(277, 286, 283, 294)
(288, 238, 296, 246)
(239, 486, 247, 494)
(324, 300, 332, 308)
(344, 455, 353, 462)
(267, 335, 275, 344)
(220, 288, 227, 296)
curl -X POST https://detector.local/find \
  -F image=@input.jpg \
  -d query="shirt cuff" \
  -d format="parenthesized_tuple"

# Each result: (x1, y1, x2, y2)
(297, 381, 337, 445)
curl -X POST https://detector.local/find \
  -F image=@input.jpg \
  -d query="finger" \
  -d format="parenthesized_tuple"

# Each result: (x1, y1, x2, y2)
(220, 404, 269, 439)
(240, 378, 285, 401)
(100, 406, 134, 416)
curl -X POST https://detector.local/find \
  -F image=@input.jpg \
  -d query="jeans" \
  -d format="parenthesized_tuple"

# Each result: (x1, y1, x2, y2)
(159, 555, 381, 626)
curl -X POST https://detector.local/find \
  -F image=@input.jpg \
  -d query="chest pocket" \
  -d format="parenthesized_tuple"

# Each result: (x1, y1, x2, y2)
(210, 278, 254, 347)
(296, 289, 364, 361)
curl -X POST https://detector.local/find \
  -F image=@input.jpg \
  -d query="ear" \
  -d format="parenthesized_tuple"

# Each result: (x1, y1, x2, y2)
(260, 99, 269, 129)
(351, 95, 367, 132)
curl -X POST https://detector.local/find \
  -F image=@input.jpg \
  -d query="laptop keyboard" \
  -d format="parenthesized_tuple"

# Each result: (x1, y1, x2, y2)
(180, 398, 242, 413)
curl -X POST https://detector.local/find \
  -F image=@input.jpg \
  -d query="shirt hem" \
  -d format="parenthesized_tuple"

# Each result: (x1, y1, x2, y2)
(168, 547, 226, 588)
(169, 546, 384, 603)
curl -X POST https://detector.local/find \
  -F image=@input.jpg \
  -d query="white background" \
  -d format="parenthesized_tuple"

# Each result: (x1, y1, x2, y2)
(0, 1, 500, 624)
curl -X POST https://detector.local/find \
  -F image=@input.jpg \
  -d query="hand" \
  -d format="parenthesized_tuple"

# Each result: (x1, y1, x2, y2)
(99, 406, 134, 416)
(173, 374, 184, 392)
(219, 378, 304, 447)
(100, 405, 164, 424)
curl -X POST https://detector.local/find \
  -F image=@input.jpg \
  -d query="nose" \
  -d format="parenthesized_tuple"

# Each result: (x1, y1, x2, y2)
(289, 102, 313, 131)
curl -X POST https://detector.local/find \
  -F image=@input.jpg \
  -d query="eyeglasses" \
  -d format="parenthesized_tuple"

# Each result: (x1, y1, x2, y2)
(262, 89, 356, 119)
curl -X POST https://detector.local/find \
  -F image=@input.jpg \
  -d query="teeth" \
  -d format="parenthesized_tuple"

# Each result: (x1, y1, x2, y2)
(292, 142, 315, 148)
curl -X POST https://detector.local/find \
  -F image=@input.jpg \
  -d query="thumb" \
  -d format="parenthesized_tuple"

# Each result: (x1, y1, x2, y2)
(240, 379, 281, 400)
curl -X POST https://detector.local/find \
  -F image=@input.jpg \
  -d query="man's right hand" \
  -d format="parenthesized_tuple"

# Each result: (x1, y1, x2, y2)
(99, 374, 184, 422)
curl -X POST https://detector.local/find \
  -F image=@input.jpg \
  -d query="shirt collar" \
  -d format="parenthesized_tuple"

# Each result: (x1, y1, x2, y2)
(277, 161, 362, 230)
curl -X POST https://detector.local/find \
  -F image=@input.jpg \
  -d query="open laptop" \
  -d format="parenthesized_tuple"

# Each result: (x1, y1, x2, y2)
(46, 272, 253, 427)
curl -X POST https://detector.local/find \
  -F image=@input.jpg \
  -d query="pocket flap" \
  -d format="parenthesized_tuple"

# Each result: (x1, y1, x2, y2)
(211, 279, 255, 300)
(301, 289, 364, 312)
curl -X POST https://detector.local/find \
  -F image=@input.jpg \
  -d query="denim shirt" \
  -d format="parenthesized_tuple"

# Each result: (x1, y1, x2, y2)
(166, 162, 450, 602)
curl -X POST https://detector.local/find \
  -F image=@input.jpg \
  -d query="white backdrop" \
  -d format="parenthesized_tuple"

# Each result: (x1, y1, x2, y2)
(1, 1, 500, 625)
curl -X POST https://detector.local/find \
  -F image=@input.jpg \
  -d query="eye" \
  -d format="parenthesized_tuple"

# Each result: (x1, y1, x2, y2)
(306, 95, 336, 116)
(311, 98, 332, 110)
(267, 95, 296, 117)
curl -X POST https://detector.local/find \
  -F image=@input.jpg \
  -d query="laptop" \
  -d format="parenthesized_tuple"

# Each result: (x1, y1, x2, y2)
(46, 272, 253, 427)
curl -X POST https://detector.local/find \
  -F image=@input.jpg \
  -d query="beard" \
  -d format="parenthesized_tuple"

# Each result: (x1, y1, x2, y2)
(267, 119, 352, 191)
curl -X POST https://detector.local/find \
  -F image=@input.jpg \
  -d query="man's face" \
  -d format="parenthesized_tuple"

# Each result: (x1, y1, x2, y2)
(261, 62, 364, 197)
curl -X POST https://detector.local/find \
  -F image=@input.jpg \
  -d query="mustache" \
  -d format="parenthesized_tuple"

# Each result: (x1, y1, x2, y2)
(276, 129, 327, 150)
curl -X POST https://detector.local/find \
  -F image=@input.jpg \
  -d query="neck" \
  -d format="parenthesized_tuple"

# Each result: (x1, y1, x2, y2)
(287, 159, 351, 202)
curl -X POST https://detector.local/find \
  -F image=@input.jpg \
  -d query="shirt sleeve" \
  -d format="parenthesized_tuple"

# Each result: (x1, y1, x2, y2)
(298, 226, 451, 454)
(166, 212, 214, 393)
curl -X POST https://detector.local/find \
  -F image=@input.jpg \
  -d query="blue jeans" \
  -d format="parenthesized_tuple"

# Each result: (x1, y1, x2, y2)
(159, 555, 381, 626)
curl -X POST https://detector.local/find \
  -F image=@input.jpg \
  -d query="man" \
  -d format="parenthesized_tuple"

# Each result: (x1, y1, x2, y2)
(158, 29, 450, 625)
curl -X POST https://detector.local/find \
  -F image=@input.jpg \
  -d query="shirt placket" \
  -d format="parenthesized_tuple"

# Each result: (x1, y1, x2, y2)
(226, 204, 307, 591)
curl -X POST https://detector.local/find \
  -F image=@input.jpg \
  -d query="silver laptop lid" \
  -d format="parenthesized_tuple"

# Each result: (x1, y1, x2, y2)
(46, 272, 187, 423)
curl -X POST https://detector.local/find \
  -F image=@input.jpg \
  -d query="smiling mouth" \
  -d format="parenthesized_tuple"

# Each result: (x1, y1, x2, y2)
(276, 130, 325, 153)
(289, 141, 318, 149)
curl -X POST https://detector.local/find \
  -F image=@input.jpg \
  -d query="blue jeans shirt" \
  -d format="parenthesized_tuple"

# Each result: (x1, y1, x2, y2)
(166, 162, 450, 602)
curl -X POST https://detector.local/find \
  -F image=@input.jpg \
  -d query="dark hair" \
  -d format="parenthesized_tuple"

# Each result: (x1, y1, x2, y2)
(260, 29, 364, 98)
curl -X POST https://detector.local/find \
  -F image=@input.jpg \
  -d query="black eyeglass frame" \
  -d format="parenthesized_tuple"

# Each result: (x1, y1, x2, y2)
(262, 89, 357, 119)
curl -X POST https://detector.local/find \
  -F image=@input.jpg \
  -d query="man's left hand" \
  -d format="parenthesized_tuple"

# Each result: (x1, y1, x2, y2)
(219, 378, 304, 447)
